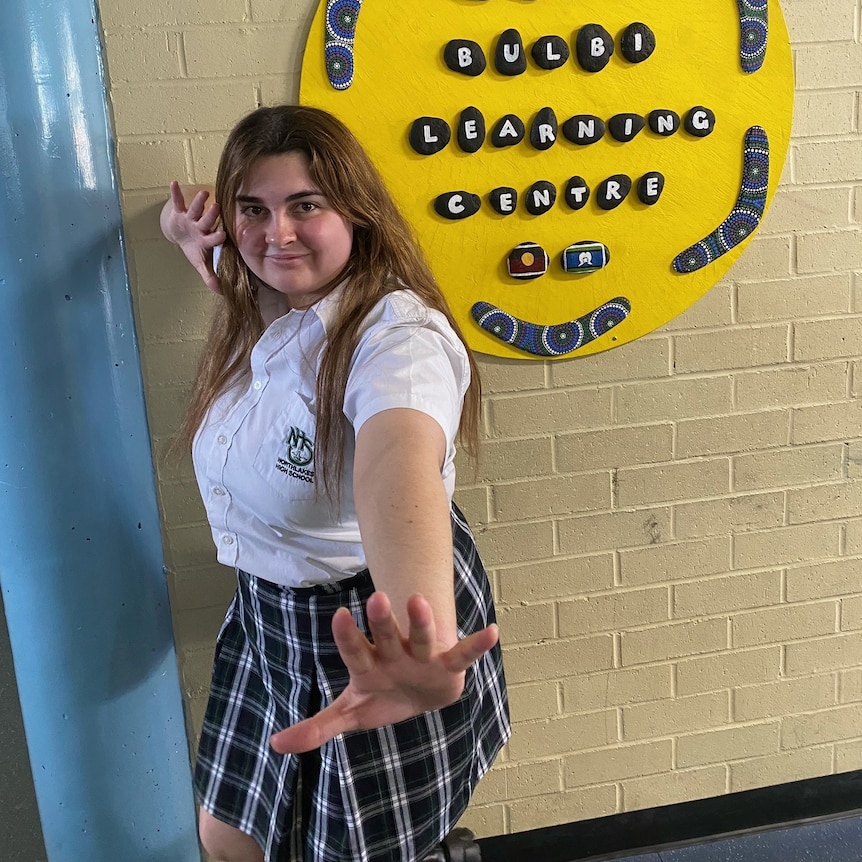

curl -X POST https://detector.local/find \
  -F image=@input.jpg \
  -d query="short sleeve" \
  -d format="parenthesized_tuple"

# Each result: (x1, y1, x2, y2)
(343, 294, 470, 446)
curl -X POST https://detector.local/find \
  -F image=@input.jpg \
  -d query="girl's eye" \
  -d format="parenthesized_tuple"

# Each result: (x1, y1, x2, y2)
(297, 201, 318, 213)
(241, 205, 264, 217)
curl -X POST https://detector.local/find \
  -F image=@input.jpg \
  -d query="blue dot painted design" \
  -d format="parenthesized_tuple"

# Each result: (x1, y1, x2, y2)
(738, 0, 768, 73)
(325, 0, 362, 90)
(471, 297, 631, 357)
(673, 126, 769, 274)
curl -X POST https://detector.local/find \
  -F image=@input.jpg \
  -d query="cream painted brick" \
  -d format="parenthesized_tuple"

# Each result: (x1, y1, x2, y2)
(112, 82, 256, 137)
(619, 538, 730, 587)
(173, 605, 226, 650)
(172, 566, 236, 612)
(258, 74, 299, 107)
(676, 411, 789, 458)
(791, 91, 856, 137)
(471, 760, 562, 805)
(783, 0, 856, 42)
(451, 486, 488, 525)
(734, 522, 840, 569)
(793, 399, 862, 445)
(493, 472, 611, 521)
(460, 438, 554, 483)
(846, 520, 862, 555)
(617, 459, 730, 507)
(787, 558, 862, 602)
(795, 142, 862, 186)
(101, 29, 180, 83)
(736, 364, 848, 412)
(556, 424, 674, 473)
(621, 619, 727, 666)
(507, 681, 560, 723)
(660, 282, 733, 331)
(785, 632, 862, 676)
(844, 442, 862, 479)
(132, 241, 210, 296)
(558, 588, 669, 638)
(496, 603, 555, 646)
(726, 235, 792, 280)
(675, 493, 785, 541)
(506, 709, 618, 759)
(116, 139, 188, 190)
(565, 740, 672, 786)
(617, 377, 733, 424)
(782, 703, 862, 749)
(798, 231, 862, 276)
(143, 385, 193, 437)
(674, 571, 781, 619)
(734, 444, 844, 492)
(737, 275, 851, 324)
(184, 26, 306, 78)
(760, 187, 852, 235)
(497, 555, 615, 604)
(794, 43, 862, 90)
(730, 747, 833, 793)
(676, 648, 781, 696)
(99, 0, 247, 27)
(250, 0, 315, 24)
(122, 191, 175, 241)
(455, 804, 506, 839)
(788, 480, 862, 524)
(472, 520, 554, 567)
(508, 785, 617, 834)
(797, 312, 862, 360)
(166, 522, 219, 568)
(187, 693, 209, 742)
(159, 478, 208, 526)
(476, 356, 546, 394)
(622, 766, 726, 810)
(504, 635, 614, 685)
(839, 669, 862, 704)
(136, 286, 212, 343)
(180, 643, 216, 698)
(677, 722, 779, 768)
(622, 692, 730, 741)
(836, 740, 862, 773)
(841, 596, 862, 631)
(732, 602, 838, 648)
(189, 134, 229, 184)
(558, 508, 672, 556)
(488, 389, 612, 438)
(735, 675, 837, 722)
(549, 337, 670, 386)
(562, 666, 673, 712)
(139, 339, 205, 386)
(673, 327, 788, 375)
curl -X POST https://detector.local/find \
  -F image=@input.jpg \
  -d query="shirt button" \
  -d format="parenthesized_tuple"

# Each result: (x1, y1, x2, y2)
(217, 434, 227, 445)
(222, 535, 234, 545)
(213, 487, 225, 496)
(253, 380, 262, 390)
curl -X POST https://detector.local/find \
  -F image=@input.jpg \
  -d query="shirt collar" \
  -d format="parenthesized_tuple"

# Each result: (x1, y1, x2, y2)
(311, 280, 347, 332)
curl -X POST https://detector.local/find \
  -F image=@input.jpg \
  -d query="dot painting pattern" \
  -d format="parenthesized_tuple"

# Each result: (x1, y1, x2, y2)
(303, 1, 794, 359)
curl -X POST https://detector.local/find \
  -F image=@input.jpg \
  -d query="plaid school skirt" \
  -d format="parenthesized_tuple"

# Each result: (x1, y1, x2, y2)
(194, 504, 510, 862)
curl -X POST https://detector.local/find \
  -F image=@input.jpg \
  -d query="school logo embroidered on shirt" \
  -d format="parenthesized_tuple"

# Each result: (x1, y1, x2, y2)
(277, 427, 315, 483)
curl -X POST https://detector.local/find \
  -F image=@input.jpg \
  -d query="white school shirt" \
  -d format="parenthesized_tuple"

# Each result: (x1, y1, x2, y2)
(192, 287, 470, 587)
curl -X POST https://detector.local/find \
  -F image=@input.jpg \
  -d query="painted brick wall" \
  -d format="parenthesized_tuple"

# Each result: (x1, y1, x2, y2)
(98, 0, 862, 843)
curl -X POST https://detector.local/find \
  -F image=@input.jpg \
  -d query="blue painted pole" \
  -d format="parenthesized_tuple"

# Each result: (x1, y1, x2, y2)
(0, 1, 200, 860)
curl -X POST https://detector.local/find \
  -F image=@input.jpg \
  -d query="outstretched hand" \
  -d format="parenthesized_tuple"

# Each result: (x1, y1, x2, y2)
(269, 591, 499, 754)
(159, 181, 226, 294)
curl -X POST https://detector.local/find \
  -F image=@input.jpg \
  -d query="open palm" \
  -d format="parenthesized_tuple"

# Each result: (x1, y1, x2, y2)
(269, 591, 499, 754)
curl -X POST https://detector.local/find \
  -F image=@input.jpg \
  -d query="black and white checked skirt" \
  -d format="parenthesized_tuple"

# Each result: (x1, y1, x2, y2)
(193, 503, 510, 862)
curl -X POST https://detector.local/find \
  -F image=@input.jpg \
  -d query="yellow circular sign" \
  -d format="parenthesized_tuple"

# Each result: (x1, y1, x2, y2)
(301, 1, 793, 359)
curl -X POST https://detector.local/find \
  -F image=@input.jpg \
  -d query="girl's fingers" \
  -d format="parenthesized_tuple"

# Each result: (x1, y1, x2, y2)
(442, 625, 499, 674)
(199, 202, 222, 231)
(405, 594, 436, 663)
(186, 189, 211, 220)
(364, 592, 404, 662)
(331, 607, 376, 675)
(168, 180, 186, 210)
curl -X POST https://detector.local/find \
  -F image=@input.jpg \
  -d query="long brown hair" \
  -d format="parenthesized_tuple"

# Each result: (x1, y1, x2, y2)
(178, 105, 481, 500)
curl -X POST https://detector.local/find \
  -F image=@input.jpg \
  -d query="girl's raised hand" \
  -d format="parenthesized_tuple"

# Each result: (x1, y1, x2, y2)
(160, 181, 226, 294)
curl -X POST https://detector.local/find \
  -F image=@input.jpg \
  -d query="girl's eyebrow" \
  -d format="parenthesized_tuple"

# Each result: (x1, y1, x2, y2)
(236, 189, 324, 205)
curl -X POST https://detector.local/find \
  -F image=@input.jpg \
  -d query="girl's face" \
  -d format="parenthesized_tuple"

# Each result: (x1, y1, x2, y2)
(234, 151, 354, 310)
